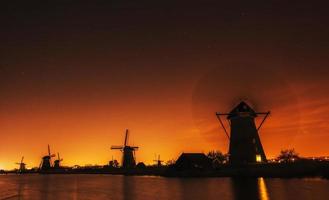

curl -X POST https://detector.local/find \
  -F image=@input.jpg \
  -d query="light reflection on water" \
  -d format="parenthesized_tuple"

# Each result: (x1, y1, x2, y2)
(258, 178, 270, 200)
(0, 175, 328, 200)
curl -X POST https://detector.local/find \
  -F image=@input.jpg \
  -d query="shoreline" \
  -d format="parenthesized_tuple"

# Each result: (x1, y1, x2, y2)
(2, 161, 329, 180)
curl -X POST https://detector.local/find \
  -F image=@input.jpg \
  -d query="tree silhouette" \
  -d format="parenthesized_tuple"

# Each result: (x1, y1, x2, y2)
(277, 149, 300, 163)
(207, 150, 228, 164)
(109, 160, 119, 168)
(165, 159, 176, 166)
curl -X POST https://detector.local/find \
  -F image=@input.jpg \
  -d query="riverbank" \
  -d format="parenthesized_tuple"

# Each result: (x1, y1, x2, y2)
(166, 160, 329, 178)
(2, 160, 329, 179)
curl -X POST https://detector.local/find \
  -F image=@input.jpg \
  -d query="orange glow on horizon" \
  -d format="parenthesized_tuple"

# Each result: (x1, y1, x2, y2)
(0, 56, 328, 171)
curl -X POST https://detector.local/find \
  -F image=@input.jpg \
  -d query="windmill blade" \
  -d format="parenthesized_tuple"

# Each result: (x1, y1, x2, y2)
(111, 146, 123, 149)
(21, 156, 24, 163)
(124, 129, 129, 147)
(50, 154, 56, 157)
(216, 113, 230, 140)
(57, 153, 60, 160)
(257, 111, 271, 131)
(15, 163, 21, 165)
(48, 144, 51, 156)
(131, 146, 139, 150)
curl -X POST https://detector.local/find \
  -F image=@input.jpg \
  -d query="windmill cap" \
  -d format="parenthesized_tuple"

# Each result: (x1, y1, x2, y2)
(228, 101, 257, 118)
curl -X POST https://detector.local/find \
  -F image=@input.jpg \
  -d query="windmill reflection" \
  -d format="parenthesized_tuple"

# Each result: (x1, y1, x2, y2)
(231, 178, 270, 200)
(258, 178, 270, 200)
(122, 176, 136, 200)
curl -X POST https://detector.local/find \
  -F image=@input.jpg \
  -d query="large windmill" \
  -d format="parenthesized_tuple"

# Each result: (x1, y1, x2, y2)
(111, 129, 139, 169)
(54, 153, 63, 169)
(216, 101, 270, 165)
(15, 156, 26, 173)
(40, 145, 56, 170)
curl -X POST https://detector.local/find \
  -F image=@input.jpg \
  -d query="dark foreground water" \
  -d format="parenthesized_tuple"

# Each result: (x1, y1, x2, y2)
(0, 175, 328, 200)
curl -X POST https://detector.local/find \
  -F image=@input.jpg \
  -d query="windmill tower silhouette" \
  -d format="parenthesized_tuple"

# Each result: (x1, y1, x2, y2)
(54, 153, 63, 169)
(216, 101, 270, 165)
(40, 145, 56, 170)
(15, 156, 26, 173)
(153, 155, 164, 167)
(111, 129, 139, 169)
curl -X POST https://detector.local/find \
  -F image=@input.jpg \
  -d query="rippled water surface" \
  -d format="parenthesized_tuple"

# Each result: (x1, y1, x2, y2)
(0, 175, 328, 200)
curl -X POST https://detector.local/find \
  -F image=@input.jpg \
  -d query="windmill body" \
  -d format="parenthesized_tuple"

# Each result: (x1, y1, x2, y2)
(54, 153, 63, 169)
(19, 163, 26, 172)
(54, 160, 60, 169)
(111, 129, 139, 169)
(122, 146, 137, 168)
(16, 156, 26, 173)
(41, 156, 52, 170)
(216, 101, 269, 165)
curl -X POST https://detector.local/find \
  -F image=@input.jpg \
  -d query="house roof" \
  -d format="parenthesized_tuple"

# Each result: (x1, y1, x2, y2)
(179, 153, 208, 159)
(176, 153, 212, 166)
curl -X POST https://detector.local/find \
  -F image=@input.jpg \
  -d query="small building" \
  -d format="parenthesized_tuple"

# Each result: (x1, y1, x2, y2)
(174, 153, 212, 170)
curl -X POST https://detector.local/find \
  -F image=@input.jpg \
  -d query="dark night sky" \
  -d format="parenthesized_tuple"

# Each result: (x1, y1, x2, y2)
(0, 1, 328, 169)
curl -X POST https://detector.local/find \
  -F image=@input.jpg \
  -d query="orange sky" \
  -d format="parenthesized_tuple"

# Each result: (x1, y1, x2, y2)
(0, 1, 328, 170)
(0, 54, 328, 170)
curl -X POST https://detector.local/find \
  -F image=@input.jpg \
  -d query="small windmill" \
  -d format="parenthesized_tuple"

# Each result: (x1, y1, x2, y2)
(40, 144, 56, 170)
(15, 156, 26, 173)
(153, 155, 164, 167)
(111, 129, 139, 169)
(54, 153, 63, 169)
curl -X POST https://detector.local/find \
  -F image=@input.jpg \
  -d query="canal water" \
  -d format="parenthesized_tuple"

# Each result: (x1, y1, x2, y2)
(0, 175, 328, 200)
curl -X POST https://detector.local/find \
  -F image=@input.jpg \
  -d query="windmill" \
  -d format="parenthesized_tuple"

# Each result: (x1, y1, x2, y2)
(216, 101, 270, 165)
(111, 129, 139, 169)
(15, 156, 26, 173)
(54, 153, 63, 169)
(40, 144, 56, 170)
(153, 155, 164, 167)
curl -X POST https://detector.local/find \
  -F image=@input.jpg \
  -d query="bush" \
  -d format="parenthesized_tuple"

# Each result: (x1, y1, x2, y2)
(207, 150, 228, 164)
(277, 149, 300, 163)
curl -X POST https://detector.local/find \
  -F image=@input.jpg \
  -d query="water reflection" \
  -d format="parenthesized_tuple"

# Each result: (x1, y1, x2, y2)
(16, 176, 24, 200)
(258, 178, 270, 200)
(40, 175, 51, 199)
(231, 178, 270, 200)
(1, 175, 329, 200)
(177, 178, 213, 200)
(123, 176, 136, 200)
